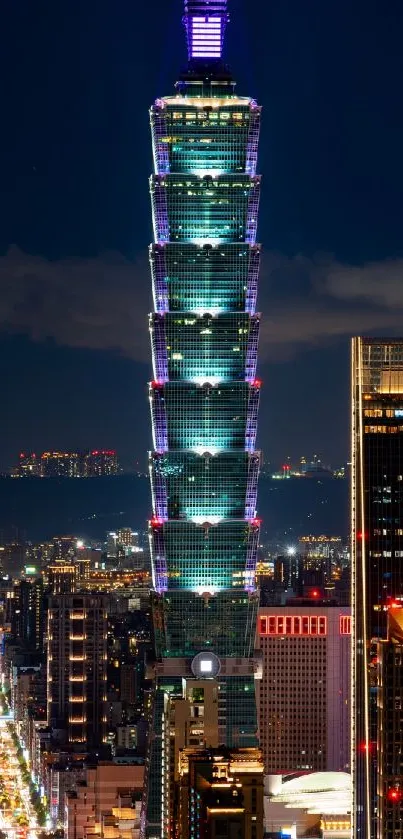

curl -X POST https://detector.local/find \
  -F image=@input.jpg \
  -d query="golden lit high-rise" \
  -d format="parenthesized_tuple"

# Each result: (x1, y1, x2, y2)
(351, 338, 403, 837)
(47, 593, 108, 747)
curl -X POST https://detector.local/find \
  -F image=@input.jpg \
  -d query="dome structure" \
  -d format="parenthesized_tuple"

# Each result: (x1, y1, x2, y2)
(268, 772, 351, 816)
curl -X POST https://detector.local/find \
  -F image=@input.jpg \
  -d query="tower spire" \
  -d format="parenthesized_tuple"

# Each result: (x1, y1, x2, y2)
(183, 0, 229, 62)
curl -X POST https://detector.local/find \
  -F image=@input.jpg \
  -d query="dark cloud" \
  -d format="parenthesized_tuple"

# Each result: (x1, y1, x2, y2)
(0, 247, 402, 362)
(319, 259, 403, 307)
(0, 246, 150, 359)
(261, 302, 403, 357)
(259, 254, 403, 358)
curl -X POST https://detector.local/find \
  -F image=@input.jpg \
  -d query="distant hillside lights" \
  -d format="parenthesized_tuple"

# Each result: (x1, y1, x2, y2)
(270, 454, 346, 479)
(12, 450, 119, 478)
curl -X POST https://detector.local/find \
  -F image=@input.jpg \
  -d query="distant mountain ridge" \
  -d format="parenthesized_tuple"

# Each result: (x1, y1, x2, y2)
(0, 474, 348, 543)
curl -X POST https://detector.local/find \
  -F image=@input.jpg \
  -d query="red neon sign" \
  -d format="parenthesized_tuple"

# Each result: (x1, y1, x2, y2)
(259, 615, 327, 637)
(339, 615, 352, 635)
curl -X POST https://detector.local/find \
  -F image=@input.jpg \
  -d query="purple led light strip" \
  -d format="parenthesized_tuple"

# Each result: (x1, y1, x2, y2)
(151, 316, 169, 383)
(245, 178, 261, 245)
(245, 386, 260, 452)
(150, 385, 168, 452)
(151, 177, 169, 243)
(245, 454, 260, 520)
(244, 524, 259, 593)
(245, 317, 260, 382)
(150, 247, 169, 314)
(183, 1, 229, 61)
(150, 527, 168, 593)
(245, 246, 260, 315)
(151, 456, 169, 520)
(245, 109, 261, 177)
(150, 107, 170, 176)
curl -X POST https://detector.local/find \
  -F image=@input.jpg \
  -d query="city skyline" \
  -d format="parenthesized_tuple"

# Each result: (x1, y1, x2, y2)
(1, 0, 403, 471)
(3, 4, 396, 833)
(5, 447, 349, 476)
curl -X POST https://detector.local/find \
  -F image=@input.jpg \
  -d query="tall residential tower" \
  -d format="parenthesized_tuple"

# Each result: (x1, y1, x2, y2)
(352, 338, 403, 837)
(47, 593, 108, 747)
(144, 2, 262, 835)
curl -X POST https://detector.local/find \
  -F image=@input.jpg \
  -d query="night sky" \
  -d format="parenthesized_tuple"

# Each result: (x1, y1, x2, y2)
(1, 0, 403, 472)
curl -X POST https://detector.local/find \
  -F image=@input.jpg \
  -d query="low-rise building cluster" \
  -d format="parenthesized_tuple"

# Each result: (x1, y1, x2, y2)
(0, 528, 152, 839)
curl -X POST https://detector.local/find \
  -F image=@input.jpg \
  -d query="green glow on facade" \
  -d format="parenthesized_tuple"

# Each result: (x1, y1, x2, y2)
(143, 3, 262, 835)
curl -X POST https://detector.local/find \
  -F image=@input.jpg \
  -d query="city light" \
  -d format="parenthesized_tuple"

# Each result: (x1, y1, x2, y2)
(387, 787, 402, 803)
(191, 376, 222, 386)
(191, 169, 225, 178)
(1, 0, 370, 836)
(191, 446, 220, 456)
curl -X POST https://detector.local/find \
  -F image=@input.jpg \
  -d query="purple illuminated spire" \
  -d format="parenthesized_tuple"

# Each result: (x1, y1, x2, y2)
(183, 0, 229, 61)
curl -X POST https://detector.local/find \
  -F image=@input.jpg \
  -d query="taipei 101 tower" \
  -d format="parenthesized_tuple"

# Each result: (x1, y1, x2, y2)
(143, 2, 263, 834)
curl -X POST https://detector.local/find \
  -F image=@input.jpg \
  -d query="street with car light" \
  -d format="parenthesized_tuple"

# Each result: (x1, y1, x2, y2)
(0, 717, 42, 839)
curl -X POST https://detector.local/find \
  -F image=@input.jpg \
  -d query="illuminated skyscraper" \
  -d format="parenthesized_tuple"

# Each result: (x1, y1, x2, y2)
(13, 578, 45, 650)
(144, 2, 262, 835)
(352, 338, 403, 837)
(377, 606, 403, 838)
(257, 604, 350, 775)
(47, 593, 108, 747)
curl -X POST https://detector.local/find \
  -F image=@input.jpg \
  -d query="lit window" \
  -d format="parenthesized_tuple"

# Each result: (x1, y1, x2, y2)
(340, 615, 351, 635)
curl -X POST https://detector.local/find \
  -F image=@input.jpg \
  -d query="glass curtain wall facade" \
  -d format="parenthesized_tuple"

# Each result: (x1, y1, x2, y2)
(142, 2, 262, 837)
(377, 608, 403, 839)
(351, 338, 403, 838)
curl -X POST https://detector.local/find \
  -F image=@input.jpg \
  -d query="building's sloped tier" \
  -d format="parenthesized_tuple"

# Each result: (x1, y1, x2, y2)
(151, 588, 259, 658)
(150, 242, 260, 314)
(150, 312, 259, 383)
(151, 99, 261, 176)
(150, 174, 260, 244)
(150, 450, 260, 521)
(150, 519, 259, 594)
(149, 381, 260, 452)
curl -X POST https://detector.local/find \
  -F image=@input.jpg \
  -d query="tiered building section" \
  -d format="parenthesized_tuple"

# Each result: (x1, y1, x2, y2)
(143, 2, 262, 835)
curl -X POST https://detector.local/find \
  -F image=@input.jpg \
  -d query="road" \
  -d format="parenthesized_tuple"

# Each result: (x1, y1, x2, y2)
(0, 718, 41, 839)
